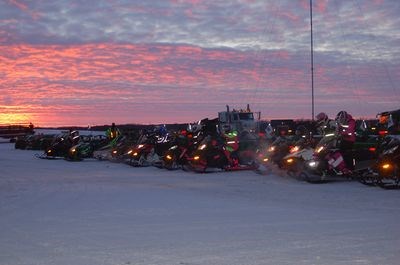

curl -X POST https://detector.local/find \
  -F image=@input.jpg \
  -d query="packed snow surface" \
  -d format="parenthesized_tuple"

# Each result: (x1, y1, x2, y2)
(1, 142, 400, 265)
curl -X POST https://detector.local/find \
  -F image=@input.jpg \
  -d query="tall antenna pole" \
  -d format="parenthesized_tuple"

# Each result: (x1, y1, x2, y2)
(310, 0, 315, 121)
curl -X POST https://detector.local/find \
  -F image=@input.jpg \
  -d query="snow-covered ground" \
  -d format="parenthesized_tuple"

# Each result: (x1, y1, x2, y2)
(1, 142, 399, 265)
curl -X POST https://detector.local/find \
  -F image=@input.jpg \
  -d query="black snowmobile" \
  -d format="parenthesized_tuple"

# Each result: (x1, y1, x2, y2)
(38, 131, 80, 159)
(65, 135, 109, 161)
(359, 109, 400, 189)
(360, 135, 400, 189)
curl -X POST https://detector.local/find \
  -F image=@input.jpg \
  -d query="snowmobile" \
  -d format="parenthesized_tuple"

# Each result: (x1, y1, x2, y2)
(15, 134, 54, 150)
(162, 130, 203, 170)
(255, 135, 295, 174)
(38, 131, 80, 159)
(65, 135, 109, 161)
(127, 131, 172, 167)
(281, 136, 318, 178)
(299, 132, 379, 183)
(92, 134, 128, 161)
(188, 133, 257, 173)
(358, 109, 400, 188)
(359, 135, 400, 189)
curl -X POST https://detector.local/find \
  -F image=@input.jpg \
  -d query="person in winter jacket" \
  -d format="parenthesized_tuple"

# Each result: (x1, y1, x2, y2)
(335, 111, 356, 170)
(315, 112, 336, 136)
(106, 123, 121, 141)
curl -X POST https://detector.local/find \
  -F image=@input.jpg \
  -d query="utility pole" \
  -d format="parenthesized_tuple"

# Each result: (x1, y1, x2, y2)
(310, 0, 315, 121)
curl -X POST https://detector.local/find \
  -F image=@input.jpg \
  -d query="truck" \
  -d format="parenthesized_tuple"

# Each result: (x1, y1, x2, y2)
(218, 104, 260, 135)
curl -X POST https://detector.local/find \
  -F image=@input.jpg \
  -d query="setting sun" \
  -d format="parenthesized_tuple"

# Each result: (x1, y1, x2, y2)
(0, 113, 33, 125)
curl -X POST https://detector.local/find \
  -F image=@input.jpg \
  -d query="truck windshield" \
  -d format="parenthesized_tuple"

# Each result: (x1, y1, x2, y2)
(238, 113, 254, 120)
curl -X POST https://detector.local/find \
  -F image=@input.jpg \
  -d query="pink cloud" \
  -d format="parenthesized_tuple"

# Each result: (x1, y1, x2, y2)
(7, 0, 41, 20)
(0, 42, 397, 126)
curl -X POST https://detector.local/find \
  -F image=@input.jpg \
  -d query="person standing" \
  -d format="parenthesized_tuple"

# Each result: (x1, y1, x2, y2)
(335, 111, 356, 171)
(106, 123, 121, 141)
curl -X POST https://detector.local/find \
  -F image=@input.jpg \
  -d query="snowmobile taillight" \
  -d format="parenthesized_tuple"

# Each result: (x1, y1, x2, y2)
(368, 147, 376, 152)
(382, 163, 392, 170)
(193, 155, 200, 160)
(379, 130, 388, 136)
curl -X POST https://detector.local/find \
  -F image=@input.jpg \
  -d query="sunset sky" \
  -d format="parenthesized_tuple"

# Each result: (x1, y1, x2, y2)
(1, 0, 399, 127)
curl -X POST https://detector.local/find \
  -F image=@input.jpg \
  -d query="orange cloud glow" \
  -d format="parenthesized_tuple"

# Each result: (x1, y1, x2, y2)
(1, 42, 397, 126)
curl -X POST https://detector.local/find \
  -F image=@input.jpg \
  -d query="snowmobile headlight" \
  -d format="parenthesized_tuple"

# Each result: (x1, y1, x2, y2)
(193, 155, 200, 160)
(138, 144, 144, 149)
(263, 158, 269, 162)
(308, 160, 318, 168)
(166, 154, 173, 160)
(170, 145, 178, 150)
(268, 146, 275, 152)
(71, 148, 76, 154)
(289, 146, 299, 153)
(286, 158, 294, 164)
(133, 152, 138, 157)
(47, 149, 52, 154)
(381, 163, 392, 170)
(316, 146, 324, 153)
(383, 145, 398, 155)
(199, 144, 207, 150)
(127, 150, 133, 154)
(112, 150, 118, 155)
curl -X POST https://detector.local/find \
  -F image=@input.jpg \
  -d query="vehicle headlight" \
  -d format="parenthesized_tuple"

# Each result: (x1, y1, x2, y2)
(268, 146, 276, 152)
(316, 146, 324, 153)
(138, 144, 144, 149)
(286, 158, 294, 164)
(289, 146, 299, 153)
(308, 160, 318, 168)
(381, 163, 392, 170)
(199, 144, 207, 150)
